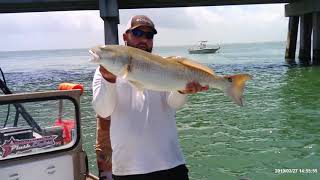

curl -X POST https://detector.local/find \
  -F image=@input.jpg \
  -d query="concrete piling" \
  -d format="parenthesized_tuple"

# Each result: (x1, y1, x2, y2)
(298, 13, 313, 65)
(313, 12, 320, 65)
(285, 16, 299, 64)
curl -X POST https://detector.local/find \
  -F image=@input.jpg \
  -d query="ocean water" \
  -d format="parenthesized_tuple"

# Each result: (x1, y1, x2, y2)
(0, 42, 320, 180)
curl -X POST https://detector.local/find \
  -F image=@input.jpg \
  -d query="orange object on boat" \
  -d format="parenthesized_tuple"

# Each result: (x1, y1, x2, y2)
(55, 83, 82, 144)
(54, 119, 75, 144)
(58, 83, 84, 95)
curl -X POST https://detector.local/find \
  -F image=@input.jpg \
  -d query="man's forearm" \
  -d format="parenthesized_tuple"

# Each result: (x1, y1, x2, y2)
(95, 116, 112, 172)
(92, 69, 117, 118)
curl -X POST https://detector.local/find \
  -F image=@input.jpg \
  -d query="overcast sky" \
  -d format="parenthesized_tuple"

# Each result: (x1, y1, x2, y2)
(0, 4, 288, 51)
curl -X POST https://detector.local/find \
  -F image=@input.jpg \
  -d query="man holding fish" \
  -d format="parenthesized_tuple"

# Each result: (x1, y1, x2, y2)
(92, 15, 250, 180)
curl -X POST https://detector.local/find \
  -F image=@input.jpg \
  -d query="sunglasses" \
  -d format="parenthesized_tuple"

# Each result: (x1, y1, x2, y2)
(130, 29, 154, 39)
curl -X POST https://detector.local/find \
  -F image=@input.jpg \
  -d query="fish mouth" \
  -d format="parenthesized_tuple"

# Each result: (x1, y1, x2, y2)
(89, 48, 101, 63)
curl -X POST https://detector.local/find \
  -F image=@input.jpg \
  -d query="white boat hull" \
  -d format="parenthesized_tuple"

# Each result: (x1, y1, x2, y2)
(188, 48, 219, 54)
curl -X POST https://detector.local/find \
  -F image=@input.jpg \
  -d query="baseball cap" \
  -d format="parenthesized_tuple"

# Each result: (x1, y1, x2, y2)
(125, 15, 157, 34)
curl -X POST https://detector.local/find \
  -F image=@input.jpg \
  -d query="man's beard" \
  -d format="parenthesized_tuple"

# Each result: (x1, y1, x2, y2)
(127, 42, 152, 53)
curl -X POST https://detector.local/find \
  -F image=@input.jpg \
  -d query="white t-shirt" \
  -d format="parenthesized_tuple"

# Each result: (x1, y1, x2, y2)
(92, 68, 188, 176)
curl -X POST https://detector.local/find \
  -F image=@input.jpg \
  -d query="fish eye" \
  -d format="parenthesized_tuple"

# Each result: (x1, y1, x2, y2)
(228, 78, 232, 82)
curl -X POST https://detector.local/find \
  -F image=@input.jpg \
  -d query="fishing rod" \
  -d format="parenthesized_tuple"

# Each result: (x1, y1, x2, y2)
(0, 67, 10, 128)
(0, 68, 42, 133)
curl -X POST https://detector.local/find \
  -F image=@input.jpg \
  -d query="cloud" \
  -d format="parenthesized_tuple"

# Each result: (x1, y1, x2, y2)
(170, 4, 288, 44)
(184, 4, 286, 28)
(184, 7, 225, 25)
(0, 11, 103, 34)
(119, 8, 196, 29)
(0, 11, 106, 51)
(0, 4, 288, 51)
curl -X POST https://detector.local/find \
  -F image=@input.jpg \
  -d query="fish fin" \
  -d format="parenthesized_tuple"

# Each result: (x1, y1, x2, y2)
(136, 90, 145, 102)
(224, 74, 252, 106)
(119, 64, 130, 79)
(134, 90, 145, 112)
(129, 80, 145, 111)
(164, 56, 215, 75)
(129, 80, 145, 91)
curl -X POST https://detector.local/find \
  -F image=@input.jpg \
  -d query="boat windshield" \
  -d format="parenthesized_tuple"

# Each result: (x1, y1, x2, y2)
(199, 41, 207, 49)
(0, 94, 79, 160)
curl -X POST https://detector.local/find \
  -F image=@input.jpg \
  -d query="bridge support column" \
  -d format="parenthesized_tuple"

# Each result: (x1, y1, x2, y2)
(298, 13, 313, 65)
(285, 16, 299, 65)
(313, 12, 320, 65)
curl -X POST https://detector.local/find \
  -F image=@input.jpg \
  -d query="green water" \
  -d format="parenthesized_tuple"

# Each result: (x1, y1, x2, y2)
(177, 66, 320, 180)
(1, 42, 319, 179)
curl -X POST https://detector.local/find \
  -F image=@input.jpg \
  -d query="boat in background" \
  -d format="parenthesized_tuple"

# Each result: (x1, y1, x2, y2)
(188, 41, 220, 54)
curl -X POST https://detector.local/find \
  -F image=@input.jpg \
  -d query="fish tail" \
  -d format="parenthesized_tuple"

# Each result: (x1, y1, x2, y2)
(222, 74, 252, 106)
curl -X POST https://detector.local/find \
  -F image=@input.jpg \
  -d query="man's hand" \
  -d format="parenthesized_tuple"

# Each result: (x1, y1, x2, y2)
(100, 65, 116, 83)
(179, 81, 209, 94)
